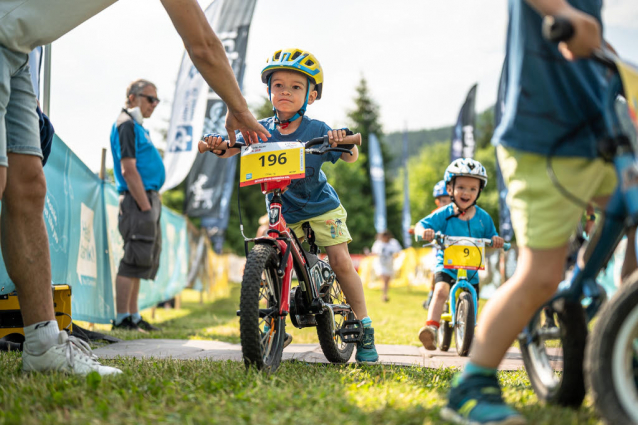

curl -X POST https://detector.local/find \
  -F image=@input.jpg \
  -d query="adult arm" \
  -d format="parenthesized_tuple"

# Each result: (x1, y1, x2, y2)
(160, 0, 270, 145)
(121, 158, 152, 211)
(524, 0, 601, 60)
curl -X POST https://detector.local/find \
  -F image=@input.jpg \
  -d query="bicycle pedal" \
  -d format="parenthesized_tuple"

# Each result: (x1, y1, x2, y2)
(335, 319, 364, 343)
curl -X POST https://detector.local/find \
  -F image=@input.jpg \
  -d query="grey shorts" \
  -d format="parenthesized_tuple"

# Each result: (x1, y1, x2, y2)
(0, 45, 44, 167)
(118, 191, 162, 280)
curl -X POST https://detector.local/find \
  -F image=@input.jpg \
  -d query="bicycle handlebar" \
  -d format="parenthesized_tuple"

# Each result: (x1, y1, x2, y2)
(542, 16, 617, 70)
(415, 232, 511, 251)
(197, 133, 362, 154)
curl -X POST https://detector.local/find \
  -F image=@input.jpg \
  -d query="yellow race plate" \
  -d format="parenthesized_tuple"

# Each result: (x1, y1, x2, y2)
(443, 237, 485, 270)
(240, 142, 305, 187)
(616, 58, 638, 134)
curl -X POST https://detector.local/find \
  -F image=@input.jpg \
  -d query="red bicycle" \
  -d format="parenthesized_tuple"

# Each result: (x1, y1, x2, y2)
(199, 132, 364, 372)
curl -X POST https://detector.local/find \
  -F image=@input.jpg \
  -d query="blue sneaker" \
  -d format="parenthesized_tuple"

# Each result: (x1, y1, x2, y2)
(355, 327, 379, 364)
(441, 373, 526, 425)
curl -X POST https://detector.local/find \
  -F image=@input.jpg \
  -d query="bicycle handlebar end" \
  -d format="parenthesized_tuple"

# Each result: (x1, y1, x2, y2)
(542, 16, 574, 43)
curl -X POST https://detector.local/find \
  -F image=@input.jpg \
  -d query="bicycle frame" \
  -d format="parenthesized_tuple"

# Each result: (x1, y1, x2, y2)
(243, 181, 324, 318)
(447, 269, 480, 327)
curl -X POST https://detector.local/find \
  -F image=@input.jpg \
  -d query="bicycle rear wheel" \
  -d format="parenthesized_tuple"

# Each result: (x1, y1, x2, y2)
(240, 244, 285, 372)
(454, 292, 475, 356)
(519, 301, 587, 407)
(586, 270, 638, 425)
(316, 280, 355, 363)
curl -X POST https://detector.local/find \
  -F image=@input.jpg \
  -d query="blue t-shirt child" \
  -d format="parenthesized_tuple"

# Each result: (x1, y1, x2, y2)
(236, 115, 342, 224)
(418, 204, 498, 286)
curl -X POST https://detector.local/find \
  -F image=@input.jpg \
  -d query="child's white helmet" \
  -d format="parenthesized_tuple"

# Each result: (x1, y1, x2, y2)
(444, 158, 488, 189)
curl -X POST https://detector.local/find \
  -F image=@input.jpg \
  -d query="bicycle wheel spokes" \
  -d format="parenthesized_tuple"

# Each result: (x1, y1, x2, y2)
(257, 268, 279, 361)
(528, 310, 564, 390)
(611, 309, 638, 420)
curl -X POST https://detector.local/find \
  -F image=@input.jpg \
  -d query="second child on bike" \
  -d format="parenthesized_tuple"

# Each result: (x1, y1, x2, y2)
(205, 48, 379, 364)
(415, 159, 504, 351)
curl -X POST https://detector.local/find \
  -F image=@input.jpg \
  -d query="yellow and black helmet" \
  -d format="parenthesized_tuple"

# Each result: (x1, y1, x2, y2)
(261, 48, 324, 99)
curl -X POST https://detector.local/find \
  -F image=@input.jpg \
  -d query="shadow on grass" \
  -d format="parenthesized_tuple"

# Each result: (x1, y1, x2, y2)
(107, 285, 242, 343)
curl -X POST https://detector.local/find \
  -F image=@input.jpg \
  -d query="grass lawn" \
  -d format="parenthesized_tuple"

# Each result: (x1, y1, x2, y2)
(0, 285, 603, 424)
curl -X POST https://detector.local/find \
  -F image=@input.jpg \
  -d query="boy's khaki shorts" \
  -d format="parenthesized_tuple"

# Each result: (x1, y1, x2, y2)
(288, 204, 352, 247)
(497, 145, 617, 249)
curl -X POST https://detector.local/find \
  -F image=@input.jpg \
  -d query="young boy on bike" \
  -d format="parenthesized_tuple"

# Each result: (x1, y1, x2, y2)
(441, 1, 636, 424)
(423, 180, 453, 309)
(415, 159, 504, 351)
(205, 48, 378, 363)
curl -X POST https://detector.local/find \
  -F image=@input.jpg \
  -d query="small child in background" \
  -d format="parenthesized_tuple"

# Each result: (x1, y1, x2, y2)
(371, 231, 402, 302)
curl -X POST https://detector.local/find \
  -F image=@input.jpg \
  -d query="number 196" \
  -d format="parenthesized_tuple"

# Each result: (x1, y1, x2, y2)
(259, 153, 287, 166)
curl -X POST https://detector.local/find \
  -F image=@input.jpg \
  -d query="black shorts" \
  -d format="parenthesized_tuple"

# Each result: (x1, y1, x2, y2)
(117, 191, 162, 280)
(434, 271, 479, 293)
(434, 272, 456, 286)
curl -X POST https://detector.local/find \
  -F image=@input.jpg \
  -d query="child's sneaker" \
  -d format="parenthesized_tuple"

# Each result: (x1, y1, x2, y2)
(441, 373, 526, 425)
(23, 331, 122, 376)
(355, 327, 379, 364)
(418, 325, 437, 350)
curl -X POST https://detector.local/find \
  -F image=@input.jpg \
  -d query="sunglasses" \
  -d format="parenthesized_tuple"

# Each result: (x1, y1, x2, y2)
(138, 94, 160, 105)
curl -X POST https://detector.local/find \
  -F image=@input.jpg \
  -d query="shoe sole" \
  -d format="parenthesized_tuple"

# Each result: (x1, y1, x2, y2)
(440, 407, 527, 425)
(356, 359, 379, 365)
(418, 327, 437, 351)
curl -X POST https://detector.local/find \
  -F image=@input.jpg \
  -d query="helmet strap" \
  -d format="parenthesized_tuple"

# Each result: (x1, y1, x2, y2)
(268, 76, 310, 130)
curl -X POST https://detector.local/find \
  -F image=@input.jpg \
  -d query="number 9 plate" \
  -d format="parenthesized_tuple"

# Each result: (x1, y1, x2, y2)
(443, 237, 485, 270)
(239, 142, 305, 187)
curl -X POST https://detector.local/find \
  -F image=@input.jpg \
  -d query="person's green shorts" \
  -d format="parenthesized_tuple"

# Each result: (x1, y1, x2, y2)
(497, 145, 617, 250)
(288, 204, 352, 247)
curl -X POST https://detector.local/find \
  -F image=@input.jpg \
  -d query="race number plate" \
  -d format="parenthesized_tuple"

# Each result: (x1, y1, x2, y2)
(239, 142, 305, 187)
(443, 237, 485, 270)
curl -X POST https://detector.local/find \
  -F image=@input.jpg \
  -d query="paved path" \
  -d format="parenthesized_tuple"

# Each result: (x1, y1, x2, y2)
(93, 339, 537, 370)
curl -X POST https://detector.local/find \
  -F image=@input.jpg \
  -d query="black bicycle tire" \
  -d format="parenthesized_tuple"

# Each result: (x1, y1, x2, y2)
(586, 271, 638, 425)
(239, 244, 285, 372)
(316, 280, 355, 363)
(455, 292, 475, 356)
(520, 300, 587, 407)
(439, 303, 453, 352)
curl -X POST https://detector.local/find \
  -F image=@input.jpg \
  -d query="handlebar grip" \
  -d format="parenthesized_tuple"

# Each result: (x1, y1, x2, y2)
(338, 133, 361, 146)
(503, 242, 511, 252)
(198, 138, 245, 153)
(542, 16, 574, 43)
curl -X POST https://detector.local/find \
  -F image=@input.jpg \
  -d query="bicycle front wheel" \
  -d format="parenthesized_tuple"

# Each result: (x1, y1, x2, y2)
(586, 270, 638, 425)
(454, 292, 475, 356)
(240, 244, 285, 373)
(519, 301, 587, 407)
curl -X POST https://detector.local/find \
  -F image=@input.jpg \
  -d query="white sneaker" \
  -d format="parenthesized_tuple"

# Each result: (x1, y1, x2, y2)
(23, 331, 122, 376)
(418, 325, 438, 351)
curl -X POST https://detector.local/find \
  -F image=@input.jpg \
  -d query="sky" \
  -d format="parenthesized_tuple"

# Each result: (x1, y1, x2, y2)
(45, 0, 638, 172)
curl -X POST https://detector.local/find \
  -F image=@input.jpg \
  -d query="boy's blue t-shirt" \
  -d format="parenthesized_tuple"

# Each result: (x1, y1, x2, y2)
(493, 0, 610, 158)
(418, 204, 498, 285)
(235, 115, 342, 224)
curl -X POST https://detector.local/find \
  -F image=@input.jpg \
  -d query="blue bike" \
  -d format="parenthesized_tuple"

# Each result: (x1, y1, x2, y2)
(518, 16, 638, 409)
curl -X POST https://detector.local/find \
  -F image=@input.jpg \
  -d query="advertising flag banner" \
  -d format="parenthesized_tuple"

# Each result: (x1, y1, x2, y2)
(450, 84, 478, 161)
(162, 0, 257, 192)
(368, 133, 387, 233)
